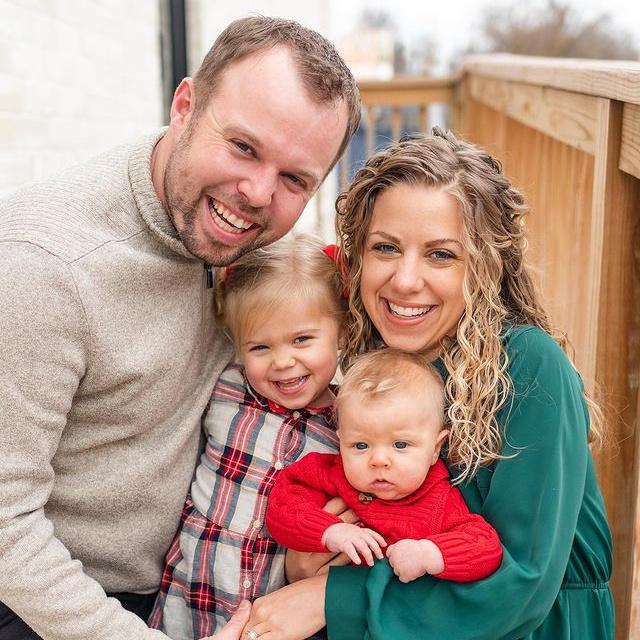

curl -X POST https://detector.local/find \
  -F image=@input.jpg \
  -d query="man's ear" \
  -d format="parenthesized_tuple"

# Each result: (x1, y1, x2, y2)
(431, 429, 450, 465)
(169, 77, 196, 133)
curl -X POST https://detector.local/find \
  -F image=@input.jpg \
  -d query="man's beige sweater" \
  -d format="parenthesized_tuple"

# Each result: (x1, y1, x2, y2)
(0, 130, 232, 639)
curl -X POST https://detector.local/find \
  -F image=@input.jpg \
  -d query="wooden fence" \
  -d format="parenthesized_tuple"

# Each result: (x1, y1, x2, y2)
(352, 54, 640, 639)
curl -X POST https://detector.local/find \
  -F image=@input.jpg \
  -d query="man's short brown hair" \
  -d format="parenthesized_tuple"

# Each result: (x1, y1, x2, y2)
(193, 15, 361, 168)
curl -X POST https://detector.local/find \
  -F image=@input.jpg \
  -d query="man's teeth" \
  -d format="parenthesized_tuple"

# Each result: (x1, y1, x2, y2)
(388, 302, 431, 318)
(209, 198, 252, 232)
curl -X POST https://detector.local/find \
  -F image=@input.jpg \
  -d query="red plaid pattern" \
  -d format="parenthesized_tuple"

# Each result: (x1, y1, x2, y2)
(149, 363, 338, 639)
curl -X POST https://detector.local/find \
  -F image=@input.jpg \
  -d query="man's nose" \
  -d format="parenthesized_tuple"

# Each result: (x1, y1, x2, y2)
(238, 166, 278, 209)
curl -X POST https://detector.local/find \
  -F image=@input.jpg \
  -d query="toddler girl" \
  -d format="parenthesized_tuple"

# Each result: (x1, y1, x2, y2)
(149, 234, 346, 639)
(267, 349, 503, 583)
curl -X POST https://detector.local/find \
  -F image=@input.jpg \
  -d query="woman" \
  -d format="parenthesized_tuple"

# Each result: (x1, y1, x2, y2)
(242, 129, 613, 640)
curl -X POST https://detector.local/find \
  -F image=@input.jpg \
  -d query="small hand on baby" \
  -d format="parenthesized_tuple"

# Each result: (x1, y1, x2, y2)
(386, 538, 445, 583)
(322, 522, 386, 566)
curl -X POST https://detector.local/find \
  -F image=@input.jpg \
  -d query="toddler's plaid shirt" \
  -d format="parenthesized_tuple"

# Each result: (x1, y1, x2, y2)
(149, 363, 338, 639)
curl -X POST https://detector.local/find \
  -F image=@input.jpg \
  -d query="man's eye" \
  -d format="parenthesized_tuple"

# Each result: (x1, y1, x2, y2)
(285, 174, 304, 187)
(233, 140, 253, 154)
(393, 441, 408, 449)
(355, 442, 368, 450)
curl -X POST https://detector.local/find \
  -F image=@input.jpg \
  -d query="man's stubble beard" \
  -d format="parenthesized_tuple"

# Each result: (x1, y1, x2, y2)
(162, 127, 267, 267)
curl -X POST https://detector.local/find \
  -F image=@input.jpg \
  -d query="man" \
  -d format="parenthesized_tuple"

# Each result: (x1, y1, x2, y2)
(0, 16, 359, 640)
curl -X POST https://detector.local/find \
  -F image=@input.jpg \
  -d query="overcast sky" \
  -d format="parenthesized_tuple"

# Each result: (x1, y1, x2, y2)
(328, 0, 640, 72)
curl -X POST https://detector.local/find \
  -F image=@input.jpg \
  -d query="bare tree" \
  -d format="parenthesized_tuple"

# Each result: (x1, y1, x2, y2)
(356, 8, 437, 76)
(469, 0, 638, 60)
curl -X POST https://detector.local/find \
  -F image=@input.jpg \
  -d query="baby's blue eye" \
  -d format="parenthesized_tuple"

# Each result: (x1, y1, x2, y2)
(355, 442, 368, 450)
(393, 441, 408, 449)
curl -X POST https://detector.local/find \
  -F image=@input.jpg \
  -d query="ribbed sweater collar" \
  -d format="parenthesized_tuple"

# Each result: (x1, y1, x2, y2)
(128, 127, 197, 260)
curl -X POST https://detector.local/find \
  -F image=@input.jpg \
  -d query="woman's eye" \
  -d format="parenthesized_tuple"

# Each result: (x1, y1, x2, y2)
(355, 442, 368, 450)
(393, 441, 408, 449)
(372, 243, 398, 254)
(430, 249, 455, 262)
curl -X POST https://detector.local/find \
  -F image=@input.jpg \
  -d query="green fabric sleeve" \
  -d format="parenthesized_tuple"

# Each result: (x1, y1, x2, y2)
(326, 327, 591, 639)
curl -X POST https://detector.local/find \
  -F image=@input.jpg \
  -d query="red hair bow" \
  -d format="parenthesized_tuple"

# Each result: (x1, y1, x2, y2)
(323, 244, 349, 300)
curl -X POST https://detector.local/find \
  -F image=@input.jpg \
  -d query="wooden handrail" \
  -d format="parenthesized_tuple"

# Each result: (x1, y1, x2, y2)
(463, 53, 640, 105)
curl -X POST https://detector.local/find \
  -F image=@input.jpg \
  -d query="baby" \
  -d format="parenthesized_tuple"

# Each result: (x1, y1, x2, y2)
(267, 349, 503, 583)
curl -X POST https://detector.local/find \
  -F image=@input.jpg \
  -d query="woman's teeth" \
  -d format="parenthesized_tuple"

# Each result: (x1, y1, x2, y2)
(388, 302, 431, 318)
(208, 198, 253, 233)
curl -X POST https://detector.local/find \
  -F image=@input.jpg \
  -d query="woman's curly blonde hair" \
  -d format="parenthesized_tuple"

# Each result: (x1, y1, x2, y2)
(336, 128, 604, 483)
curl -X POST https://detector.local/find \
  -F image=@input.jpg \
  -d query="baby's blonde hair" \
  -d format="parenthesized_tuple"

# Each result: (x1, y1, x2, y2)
(337, 349, 445, 430)
(215, 233, 346, 347)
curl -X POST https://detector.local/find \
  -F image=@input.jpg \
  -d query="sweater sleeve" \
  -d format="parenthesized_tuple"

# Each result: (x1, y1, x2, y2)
(326, 327, 593, 640)
(0, 242, 168, 640)
(428, 486, 503, 582)
(266, 453, 343, 551)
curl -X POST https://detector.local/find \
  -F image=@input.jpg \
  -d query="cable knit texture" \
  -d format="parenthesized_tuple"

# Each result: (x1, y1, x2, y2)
(0, 129, 233, 639)
(266, 453, 503, 582)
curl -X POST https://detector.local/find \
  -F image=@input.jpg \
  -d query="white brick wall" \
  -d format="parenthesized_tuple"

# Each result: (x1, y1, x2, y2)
(0, 0, 163, 197)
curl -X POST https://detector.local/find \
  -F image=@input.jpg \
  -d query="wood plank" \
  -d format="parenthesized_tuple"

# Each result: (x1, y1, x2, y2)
(391, 106, 402, 141)
(359, 86, 454, 106)
(365, 108, 375, 157)
(468, 75, 598, 154)
(620, 103, 640, 180)
(591, 98, 640, 640)
(632, 387, 640, 639)
(463, 54, 640, 105)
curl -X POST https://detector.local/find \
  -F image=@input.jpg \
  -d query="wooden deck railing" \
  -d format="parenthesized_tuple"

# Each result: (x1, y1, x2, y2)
(351, 55, 640, 640)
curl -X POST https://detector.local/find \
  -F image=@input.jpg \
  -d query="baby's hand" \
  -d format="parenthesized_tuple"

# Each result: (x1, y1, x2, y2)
(386, 538, 444, 583)
(322, 522, 386, 566)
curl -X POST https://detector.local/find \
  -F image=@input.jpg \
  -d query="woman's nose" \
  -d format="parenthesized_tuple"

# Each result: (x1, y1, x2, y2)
(391, 256, 425, 294)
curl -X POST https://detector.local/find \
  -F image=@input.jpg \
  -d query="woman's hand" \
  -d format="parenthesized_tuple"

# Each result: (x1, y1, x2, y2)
(202, 600, 251, 639)
(285, 497, 357, 582)
(241, 574, 328, 640)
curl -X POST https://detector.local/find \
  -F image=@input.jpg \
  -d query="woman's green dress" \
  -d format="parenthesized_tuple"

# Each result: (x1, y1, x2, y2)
(325, 326, 614, 639)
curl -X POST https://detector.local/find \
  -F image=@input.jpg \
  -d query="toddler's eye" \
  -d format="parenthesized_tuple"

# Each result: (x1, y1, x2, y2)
(393, 441, 408, 449)
(249, 344, 268, 352)
(355, 442, 368, 450)
(293, 335, 312, 344)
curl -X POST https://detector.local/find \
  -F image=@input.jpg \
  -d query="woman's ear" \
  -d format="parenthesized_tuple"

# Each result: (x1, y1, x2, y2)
(431, 429, 450, 465)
